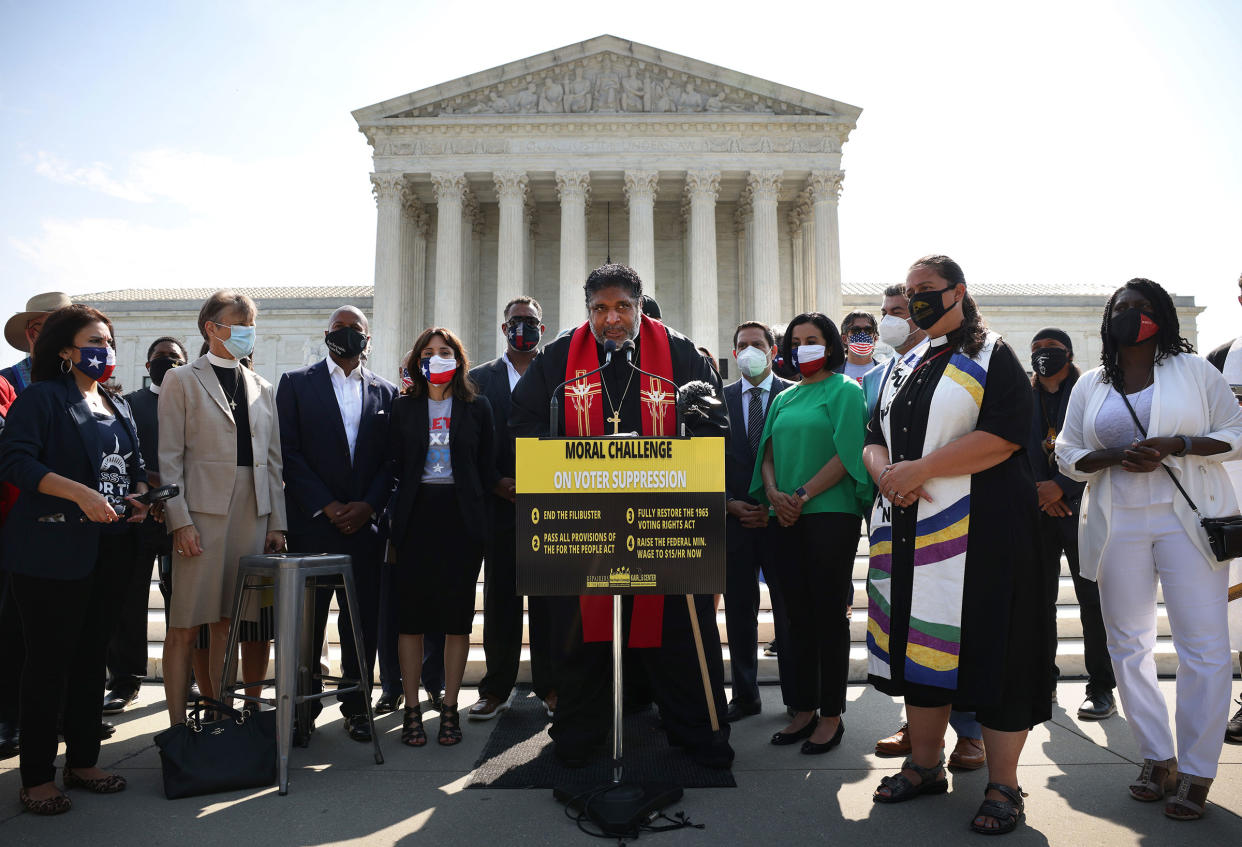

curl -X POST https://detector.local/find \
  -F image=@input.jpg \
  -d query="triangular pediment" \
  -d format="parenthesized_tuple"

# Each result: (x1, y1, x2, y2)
(353, 35, 860, 123)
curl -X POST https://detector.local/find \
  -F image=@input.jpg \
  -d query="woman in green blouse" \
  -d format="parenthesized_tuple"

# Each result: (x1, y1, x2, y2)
(751, 312, 873, 754)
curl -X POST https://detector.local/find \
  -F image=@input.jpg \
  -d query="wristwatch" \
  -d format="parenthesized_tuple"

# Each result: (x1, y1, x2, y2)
(795, 486, 809, 502)
(1171, 435, 1192, 457)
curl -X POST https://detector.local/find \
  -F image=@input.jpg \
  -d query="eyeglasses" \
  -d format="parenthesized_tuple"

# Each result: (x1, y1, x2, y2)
(506, 316, 541, 328)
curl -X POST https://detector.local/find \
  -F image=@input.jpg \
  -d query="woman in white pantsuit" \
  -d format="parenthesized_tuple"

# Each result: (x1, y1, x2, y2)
(1057, 278, 1242, 821)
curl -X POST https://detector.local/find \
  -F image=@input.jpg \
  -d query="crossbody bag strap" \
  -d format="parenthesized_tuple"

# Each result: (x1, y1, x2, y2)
(1116, 387, 1202, 517)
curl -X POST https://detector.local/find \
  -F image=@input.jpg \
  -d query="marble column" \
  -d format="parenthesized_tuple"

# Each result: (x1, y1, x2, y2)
(801, 213, 816, 317)
(494, 171, 529, 329)
(623, 170, 658, 294)
(748, 170, 782, 329)
(809, 169, 845, 323)
(733, 201, 750, 325)
(789, 209, 805, 315)
(370, 172, 404, 380)
(685, 168, 721, 353)
(431, 172, 467, 331)
(556, 170, 590, 331)
(393, 185, 428, 373)
(461, 189, 483, 353)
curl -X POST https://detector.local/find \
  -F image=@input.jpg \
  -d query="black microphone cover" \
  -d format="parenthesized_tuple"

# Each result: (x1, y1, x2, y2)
(620, 339, 636, 360)
(676, 380, 721, 417)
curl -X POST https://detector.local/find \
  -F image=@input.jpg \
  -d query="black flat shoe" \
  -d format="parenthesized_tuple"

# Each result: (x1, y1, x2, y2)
(1077, 691, 1117, 721)
(374, 692, 404, 714)
(725, 700, 762, 723)
(343, 714, 372, 742)
(801, 718, 844, 755)
(102, 689, 138, 715)
(771, 714, 818, 746)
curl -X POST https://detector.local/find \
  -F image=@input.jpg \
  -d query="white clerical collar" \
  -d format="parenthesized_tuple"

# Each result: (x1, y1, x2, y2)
(148, 383, 161, 395)
(325, 356, 362, 380)
(929, 335, 950, 348)
(207, 352, 240, 369)
(743, 371, 775, 393)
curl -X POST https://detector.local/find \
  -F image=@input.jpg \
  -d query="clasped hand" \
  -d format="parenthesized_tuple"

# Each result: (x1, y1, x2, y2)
(326, 500, 374, 535)
(877, 460, 933, 508)
(1120, 437, 1179, 473)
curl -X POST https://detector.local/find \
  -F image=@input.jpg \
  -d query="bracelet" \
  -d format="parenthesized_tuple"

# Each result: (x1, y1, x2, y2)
(1171, 435, 1192, 458)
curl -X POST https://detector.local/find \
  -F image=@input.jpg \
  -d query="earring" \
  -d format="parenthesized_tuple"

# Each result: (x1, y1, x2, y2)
(60, 357, 72, 374)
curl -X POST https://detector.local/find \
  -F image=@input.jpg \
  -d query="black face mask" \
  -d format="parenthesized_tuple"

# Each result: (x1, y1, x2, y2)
(148, 355, 183, 387)
(506, 321, 541, 352)
(1108, 308, 1160, 347)
(325, 326, 368, 359)
(1030, 348, 1069, 378)
(908, 285, 958, 331)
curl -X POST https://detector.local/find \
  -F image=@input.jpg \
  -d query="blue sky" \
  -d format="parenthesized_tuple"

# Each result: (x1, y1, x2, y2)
(3, 0, 1241, 366)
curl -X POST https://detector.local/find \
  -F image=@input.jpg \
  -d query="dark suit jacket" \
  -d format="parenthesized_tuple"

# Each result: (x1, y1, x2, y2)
(276, 359, 397, 548)
(1207, 339, 1234, 373)
(124, 385, 169, 549)
(724, 374, 793, 505)
(0, 376, 146, 579)
(469, 357, 517, 529)
(388, 392, 497, 539)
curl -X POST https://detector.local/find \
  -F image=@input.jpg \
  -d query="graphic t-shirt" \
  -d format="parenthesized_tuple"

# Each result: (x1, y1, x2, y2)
(421, 397, 454, 484)
(95, 413, 134, 532)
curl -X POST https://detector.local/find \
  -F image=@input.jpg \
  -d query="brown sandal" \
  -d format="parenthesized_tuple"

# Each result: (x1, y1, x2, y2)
(1128, 757, 1177, 802)
(19, 787, 72, 815)
(63, 768, 127, 794)
(1164, 773, 1211, 821)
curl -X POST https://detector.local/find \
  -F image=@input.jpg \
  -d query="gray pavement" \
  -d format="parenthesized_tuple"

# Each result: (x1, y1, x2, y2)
(1, 680, 1240, 846)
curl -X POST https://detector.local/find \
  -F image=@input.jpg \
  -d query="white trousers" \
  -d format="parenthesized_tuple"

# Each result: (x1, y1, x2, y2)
(1097, 503, 1231, 779)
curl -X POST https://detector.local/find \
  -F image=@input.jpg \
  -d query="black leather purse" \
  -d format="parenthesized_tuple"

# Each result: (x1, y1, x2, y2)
(1118, 388, 1242, 563)
(153, 698, 277, 799)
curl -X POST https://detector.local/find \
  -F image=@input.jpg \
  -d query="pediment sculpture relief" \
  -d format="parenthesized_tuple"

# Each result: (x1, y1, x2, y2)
(401, 53, 824, 118)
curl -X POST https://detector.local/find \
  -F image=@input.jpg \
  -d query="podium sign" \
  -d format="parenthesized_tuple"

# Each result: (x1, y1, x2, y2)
(515, 437, 725, 596)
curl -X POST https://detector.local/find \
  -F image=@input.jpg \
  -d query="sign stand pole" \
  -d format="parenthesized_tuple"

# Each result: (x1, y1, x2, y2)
(612, 592, 625, 783)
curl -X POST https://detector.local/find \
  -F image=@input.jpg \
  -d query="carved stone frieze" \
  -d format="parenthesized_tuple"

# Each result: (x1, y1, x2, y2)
(368, 129, 843, 158)
(388, 52, 832, 119)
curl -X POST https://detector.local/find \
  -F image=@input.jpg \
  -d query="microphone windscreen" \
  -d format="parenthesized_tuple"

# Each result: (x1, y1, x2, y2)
(620, 339, 636, 356)
(603, 339, 617, 354)
(676, 380, 721, 415)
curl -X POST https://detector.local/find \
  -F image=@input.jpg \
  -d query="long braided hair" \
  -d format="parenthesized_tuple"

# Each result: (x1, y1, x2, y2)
(1098, 278, 1194, 387)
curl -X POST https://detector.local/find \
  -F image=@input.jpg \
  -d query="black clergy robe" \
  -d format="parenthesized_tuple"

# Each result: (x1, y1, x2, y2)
(509, 319, 734, 764)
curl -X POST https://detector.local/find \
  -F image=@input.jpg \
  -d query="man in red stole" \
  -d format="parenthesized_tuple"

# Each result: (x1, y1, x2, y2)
(510, 264, 733, 768)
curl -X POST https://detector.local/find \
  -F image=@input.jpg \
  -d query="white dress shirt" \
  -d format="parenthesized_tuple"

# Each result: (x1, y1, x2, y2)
(502, 353, 522, 392)
(326, 356, 364, 461)
(740, 370, 775, 432)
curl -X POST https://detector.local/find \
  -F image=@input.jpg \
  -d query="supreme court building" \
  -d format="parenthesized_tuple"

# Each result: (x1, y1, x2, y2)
(355, 34, 859, 375)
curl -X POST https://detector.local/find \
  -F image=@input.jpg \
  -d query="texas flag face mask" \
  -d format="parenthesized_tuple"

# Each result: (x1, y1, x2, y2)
(791, 343, 826, 377)
(421, 354, 457, 385)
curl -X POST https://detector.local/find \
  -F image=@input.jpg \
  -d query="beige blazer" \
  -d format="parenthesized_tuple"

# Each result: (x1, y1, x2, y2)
(158, 356, 287, 533)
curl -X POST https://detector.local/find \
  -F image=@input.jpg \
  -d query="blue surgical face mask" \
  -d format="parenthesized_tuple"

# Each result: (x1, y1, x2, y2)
(215, 322, 256, 360)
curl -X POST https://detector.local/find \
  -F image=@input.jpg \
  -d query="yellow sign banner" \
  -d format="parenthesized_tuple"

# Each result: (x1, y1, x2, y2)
(515, 437, 724, 495)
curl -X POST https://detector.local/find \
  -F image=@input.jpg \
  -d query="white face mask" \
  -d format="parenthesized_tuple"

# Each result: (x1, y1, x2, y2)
(735, 345, 770, 379)
(878, 314, 912, 349)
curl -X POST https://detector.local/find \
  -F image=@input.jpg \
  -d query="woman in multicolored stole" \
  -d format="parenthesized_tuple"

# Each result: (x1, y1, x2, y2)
(862, 256, 1052, 835)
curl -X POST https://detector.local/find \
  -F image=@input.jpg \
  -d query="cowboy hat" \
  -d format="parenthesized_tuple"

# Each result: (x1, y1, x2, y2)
(5, 292, 73, 352)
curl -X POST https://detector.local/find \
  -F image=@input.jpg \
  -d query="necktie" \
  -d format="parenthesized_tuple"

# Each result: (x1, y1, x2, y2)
(747, 386, 764, 456)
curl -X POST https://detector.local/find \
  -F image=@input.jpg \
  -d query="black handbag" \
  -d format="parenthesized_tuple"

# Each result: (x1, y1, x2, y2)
(1117, 388, 1242, 562)
(153, 698, 277, 799)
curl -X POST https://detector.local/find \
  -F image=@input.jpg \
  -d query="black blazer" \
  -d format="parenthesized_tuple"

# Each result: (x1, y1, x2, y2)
(0, 376, 146, 579)
(387, 392, 497, 538)
(469, 357, 517, 528)
(124, 386, 160, 476)
(723, 374, 793, 505)
(277, 360, 397, 545)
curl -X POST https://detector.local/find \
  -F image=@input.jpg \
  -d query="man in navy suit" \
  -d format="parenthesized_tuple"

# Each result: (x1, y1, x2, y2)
(723, 321, 792, 721)
(276, 306, 396, 742)
(467, 296, 557, 720)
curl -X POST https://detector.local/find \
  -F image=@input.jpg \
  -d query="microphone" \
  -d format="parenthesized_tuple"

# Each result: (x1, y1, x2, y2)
(676, 380, 722, 424)
(622, 342, 683, 436)
(549, 339, 616, 437)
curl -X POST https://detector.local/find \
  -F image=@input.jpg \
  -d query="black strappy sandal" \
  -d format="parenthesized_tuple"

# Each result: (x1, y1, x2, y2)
(970, 782, 1026, 835)
(401, 704, 426, 747)
(438, 703, 462, 746)
(873, 756, 949, 803)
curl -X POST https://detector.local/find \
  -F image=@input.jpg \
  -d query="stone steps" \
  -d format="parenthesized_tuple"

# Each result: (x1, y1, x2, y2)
(138, 545, 1179, 683)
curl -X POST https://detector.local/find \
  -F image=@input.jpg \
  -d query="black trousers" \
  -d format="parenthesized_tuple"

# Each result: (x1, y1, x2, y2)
(0, 574, 24, 725)
(478, 522, 556, 701)
(769, 512, 861, 716)
(723, 517, 775, 705)
(104, 536, 159, 692)
(295, 532, 384, 720)
(547, 593, 730, 755)
(11, 532, 135, 786)
(1040, 511, 1115, 694)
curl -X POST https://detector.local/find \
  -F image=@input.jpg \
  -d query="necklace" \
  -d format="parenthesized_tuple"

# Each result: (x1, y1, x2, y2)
(600, 365, 636, 435)
(221, 370, 243, 411)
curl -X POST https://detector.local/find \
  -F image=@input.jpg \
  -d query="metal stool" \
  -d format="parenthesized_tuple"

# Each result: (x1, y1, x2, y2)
(221, 553, 384, 795)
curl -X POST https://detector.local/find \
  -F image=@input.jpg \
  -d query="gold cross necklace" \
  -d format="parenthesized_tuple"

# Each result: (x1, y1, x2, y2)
(600, 364, 636, 436)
